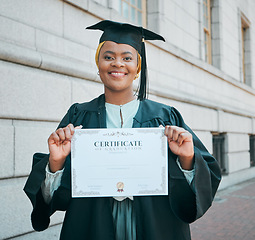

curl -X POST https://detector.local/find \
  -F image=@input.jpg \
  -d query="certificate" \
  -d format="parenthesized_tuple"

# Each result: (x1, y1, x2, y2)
(71, 128, 168, 197)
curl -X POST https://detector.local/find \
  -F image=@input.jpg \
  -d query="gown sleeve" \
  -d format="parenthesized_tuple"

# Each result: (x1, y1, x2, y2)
(168, 107, 221, 223)
(23, 104, 78, 231)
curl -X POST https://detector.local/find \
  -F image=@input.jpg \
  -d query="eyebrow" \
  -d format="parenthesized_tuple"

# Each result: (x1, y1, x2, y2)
(103, 51, 134, 55)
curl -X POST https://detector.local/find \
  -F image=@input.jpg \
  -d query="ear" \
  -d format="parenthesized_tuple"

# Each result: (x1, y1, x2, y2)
(134, 74, 139, 80)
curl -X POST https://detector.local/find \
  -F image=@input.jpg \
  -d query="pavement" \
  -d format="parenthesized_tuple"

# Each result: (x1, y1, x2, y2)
(190, 178, 255, 240)
(10, 225, 61, 240)
(9, 178, 255, 240)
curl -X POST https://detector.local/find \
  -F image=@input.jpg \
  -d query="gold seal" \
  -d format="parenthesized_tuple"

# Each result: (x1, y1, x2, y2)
(117, 182, 124, 192)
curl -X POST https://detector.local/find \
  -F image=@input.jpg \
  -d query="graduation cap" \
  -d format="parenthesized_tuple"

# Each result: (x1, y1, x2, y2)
(86, 20, 165, 100)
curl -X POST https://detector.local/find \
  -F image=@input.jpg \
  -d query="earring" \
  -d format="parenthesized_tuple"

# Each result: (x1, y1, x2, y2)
(97, 71, 100, 75)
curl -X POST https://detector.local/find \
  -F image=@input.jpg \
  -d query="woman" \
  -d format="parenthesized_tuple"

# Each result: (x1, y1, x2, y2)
(24, 20, 221, 240)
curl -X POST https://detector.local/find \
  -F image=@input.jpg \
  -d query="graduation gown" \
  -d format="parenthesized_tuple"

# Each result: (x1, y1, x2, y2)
(24, 94, 221, 240)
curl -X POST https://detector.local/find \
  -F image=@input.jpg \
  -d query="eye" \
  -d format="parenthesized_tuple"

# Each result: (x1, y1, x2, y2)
(104, 55, 114, 60)
(123, 56, 132, 61)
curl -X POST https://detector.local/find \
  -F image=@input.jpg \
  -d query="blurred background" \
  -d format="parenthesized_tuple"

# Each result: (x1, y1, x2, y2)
(0, 0, 255, 239)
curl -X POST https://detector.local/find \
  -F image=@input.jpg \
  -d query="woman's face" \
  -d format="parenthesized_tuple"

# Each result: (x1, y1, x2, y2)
(98, 41, 138, 96)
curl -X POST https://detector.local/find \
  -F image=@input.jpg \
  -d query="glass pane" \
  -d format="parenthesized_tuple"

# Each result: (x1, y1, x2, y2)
(131, 0, 136, 6)
(203, 0, 208, 28)
(250, 136, 255, 166)
(123, 2, 129, 19)
(138, 0, 142, 9)
(204, 33, 208, 62)
(203, 1, 206, 16)
(131, 7, 136, 21)
(204, 32, 208, 45)
(119, 0, 122, 14)
(203, 14, 208, 28)
(203, 0, 208, 16)
(138, 11, 142, 25)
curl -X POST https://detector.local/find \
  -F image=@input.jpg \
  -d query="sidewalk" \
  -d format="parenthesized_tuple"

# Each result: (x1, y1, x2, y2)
(190, 178, 255, 240)
(10, 225, 61, 240)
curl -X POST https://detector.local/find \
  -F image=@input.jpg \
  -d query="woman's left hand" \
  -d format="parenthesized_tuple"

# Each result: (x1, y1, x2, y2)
(164, 125, 194, 170)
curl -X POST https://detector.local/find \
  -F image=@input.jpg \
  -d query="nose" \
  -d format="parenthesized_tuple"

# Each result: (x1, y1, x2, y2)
(111, 58, 124, 68)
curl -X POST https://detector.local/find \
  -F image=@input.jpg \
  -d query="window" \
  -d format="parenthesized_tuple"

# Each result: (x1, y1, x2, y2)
(119, 0, 146, 26)
(213, 133, 227, 174)
(240, 13, 251, 85)
(210, 0, 221, 69)
(201, 0, 221, 68)
(250, 135, 255, 167)
(203, 0, 212, 64)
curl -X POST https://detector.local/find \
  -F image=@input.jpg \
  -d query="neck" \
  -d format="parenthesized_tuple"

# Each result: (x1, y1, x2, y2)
(104, 91, 136, 105)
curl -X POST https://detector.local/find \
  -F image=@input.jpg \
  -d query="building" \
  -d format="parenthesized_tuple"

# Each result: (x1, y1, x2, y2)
(0, 0, 255, 239)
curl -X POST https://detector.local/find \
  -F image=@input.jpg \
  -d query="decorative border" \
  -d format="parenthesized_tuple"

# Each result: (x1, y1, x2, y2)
(71, 128, 168, 197)
(72, 168, 101, 197)
(137, 167, 166, 195)
(103, 131, 133, 137)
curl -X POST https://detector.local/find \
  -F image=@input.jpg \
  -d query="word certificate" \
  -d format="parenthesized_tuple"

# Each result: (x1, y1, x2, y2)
(71, 128, 168, 198)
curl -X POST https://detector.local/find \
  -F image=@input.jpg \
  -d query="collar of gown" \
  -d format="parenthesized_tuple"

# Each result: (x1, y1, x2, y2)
(105, 99, 140, 129)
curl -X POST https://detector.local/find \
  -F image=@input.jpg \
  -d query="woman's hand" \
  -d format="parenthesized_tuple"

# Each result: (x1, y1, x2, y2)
(164, 125, 194, 170)
(48, 124, 82, 173)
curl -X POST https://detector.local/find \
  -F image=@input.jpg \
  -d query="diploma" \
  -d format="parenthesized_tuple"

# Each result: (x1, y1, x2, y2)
(71, 128, 168, 197)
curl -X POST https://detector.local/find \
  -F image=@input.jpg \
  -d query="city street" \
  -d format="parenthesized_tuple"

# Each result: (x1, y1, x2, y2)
(191, 178, 255, 240)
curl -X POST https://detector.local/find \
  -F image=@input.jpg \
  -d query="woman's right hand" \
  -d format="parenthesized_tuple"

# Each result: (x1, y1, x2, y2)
(48, 123, 82, 173)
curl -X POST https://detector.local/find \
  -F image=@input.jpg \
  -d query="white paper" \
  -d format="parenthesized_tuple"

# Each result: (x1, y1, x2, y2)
(71, 128, 168, 198)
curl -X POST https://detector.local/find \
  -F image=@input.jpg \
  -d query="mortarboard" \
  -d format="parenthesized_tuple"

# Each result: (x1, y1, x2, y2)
(86, 20, 165, 100)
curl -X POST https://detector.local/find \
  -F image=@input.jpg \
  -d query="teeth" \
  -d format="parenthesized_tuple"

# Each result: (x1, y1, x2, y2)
(111, 72, 125, 76)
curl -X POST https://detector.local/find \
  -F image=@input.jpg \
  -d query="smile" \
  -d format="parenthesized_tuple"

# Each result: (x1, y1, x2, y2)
(109, 72, 127, 76)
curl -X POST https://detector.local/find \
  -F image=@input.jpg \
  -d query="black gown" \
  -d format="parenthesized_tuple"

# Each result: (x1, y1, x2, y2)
(24, 94, 221, 240)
